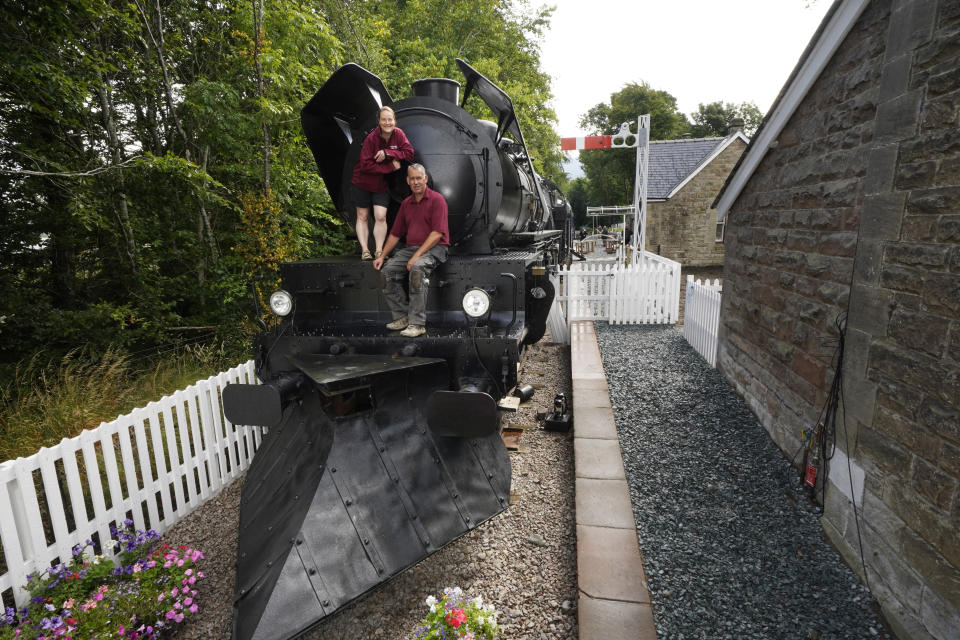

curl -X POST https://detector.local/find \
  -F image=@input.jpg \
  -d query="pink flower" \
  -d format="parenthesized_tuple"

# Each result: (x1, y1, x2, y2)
(445, 609, 467, 628)
(117, 626, 125, 635)
(174, 613, 184, 623)
(189, 604, 198, 614)
(184, 597, 193, 606)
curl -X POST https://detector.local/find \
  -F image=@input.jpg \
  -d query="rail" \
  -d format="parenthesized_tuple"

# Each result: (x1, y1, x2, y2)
(0, 361, 260, 609)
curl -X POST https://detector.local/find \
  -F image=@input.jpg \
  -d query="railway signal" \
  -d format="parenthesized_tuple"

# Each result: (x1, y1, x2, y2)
(561, 116, 650, 260)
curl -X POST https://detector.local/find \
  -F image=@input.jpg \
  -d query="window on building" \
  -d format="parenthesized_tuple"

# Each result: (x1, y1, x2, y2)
(715, 218, 725, 243)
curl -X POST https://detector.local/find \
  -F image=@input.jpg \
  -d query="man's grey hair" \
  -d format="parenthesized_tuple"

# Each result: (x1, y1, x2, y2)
(408, 163, 427, 177)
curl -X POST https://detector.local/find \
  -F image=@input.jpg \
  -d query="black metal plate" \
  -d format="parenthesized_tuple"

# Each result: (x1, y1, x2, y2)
(223, 383, 282, 427)
(288, 353, 445, 386)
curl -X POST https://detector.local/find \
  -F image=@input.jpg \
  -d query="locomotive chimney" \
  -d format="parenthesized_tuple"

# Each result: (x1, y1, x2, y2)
(411, 78, 461, 104)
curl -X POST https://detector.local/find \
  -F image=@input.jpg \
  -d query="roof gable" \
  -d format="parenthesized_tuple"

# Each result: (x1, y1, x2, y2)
(713, 0, 871, 218)
(648, 132, 749, 200)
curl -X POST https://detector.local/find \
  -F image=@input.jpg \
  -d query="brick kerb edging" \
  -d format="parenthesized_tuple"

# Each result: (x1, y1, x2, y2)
(570, 321, 658, 640)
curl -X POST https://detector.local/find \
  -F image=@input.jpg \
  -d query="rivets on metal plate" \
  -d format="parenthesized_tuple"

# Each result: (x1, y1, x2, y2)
(345, 499, 352, 506)
(363, 538, 370, 545)
(331, 467, 337, 473)
(322, 600, 330, 607)
(309, 568, 316, 576)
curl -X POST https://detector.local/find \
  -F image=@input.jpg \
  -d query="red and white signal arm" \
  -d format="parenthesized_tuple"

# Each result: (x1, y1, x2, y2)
(560, 136, 612, 151)
(560, 122, 641, 151)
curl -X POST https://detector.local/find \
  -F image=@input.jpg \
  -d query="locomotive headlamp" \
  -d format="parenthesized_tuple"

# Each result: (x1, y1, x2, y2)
(461, 288, 491, 318)
(269, 290, 293, 317)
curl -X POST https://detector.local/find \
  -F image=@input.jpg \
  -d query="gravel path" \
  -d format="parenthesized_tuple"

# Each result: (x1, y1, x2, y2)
(164, 338, 577, 640)
(595, 323, 890, 640)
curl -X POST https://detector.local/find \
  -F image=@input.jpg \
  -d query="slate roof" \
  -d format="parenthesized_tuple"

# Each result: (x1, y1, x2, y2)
(648, 137, 729, 200)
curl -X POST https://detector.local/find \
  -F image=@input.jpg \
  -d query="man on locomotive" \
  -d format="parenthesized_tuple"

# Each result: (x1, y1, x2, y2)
(371, 163, 449, 338)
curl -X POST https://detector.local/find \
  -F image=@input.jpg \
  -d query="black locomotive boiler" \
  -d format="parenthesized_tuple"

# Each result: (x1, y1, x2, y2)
(222, 60, 571, 640)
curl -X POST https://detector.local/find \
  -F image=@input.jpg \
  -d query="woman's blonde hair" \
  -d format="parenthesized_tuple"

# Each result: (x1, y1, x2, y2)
(378, 105, 396, 119)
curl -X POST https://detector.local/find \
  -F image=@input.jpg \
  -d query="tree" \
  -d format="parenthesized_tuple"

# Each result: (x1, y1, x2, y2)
(0, 0, 565, 369)
(689, 101, 763, 137)
(577, 82, 691, 206)
(566, 177, 588, 228)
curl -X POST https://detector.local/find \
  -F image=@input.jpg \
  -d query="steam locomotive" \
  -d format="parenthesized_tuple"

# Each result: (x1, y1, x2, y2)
(222, 59, 571, 640)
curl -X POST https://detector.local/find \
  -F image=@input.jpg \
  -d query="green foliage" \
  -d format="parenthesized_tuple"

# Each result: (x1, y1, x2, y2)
(574, 83, 764, 207)
(0, 343, 241, 463)
(0, 0, 563, 370)
(566, 177, 589, 228)
(690, 101, 764, 137)
(577, 82, 693, 206)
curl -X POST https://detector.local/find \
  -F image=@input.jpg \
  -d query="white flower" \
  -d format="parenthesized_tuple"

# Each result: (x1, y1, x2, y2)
(425, 595, 437, 607)
(472, 595, 483, 607)
(429, 604, 437, 613)
(452, 586, 463, 596)
(477, 616, 485, 626)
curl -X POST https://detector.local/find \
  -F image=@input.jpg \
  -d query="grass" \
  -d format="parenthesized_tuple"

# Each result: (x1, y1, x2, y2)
(0, 342, 243, 464)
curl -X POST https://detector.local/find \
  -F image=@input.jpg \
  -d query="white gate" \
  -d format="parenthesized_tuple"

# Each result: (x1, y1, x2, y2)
(549, 252, 681, 343)
(0, 361, 260, 608)
(683, 276, 723, 367)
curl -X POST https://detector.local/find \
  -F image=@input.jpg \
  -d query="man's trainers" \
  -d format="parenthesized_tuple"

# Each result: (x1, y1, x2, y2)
(400, 324, 426, 338)
(386, 317, 408, 330)
(361, 250, 373, 260)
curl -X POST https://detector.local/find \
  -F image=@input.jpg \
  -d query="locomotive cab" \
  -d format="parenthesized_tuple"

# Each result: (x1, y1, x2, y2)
(223, 61, 568, 640)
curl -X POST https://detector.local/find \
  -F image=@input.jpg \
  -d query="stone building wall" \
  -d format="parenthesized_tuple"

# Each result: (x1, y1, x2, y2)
(645, 140, 746, 267)
(717, 0, 959, 638)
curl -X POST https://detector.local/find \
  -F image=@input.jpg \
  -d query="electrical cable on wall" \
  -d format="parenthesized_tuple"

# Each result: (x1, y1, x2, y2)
(803, 311, 870, 592)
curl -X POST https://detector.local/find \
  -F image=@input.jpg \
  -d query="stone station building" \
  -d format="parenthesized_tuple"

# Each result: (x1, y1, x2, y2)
(644, 130, 748, 266)
(713, 0, 960, 638)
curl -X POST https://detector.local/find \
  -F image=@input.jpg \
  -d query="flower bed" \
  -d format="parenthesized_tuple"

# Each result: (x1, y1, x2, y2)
(408, 586, 499, 640)
(1, 521, 204, 639)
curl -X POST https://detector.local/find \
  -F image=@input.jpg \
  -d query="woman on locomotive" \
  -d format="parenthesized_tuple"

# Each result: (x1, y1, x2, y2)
(351, 106, 415, 260)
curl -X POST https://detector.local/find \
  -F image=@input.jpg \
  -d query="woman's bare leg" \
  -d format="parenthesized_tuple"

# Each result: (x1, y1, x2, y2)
(372, 204, 388, 254)
(356, 207, 370, 254)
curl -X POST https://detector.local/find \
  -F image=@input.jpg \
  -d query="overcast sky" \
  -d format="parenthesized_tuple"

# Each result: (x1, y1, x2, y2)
(538, 0, 833, 139)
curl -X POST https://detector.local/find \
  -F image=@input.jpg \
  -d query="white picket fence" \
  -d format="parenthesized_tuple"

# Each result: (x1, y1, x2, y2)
(683, 275, 723, 367)
(548, 252, 681, 343)
(0, 360, 260, 608)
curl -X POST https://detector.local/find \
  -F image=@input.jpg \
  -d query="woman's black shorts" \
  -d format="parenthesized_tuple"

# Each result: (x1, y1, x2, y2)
(352, 184, 390, 209)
